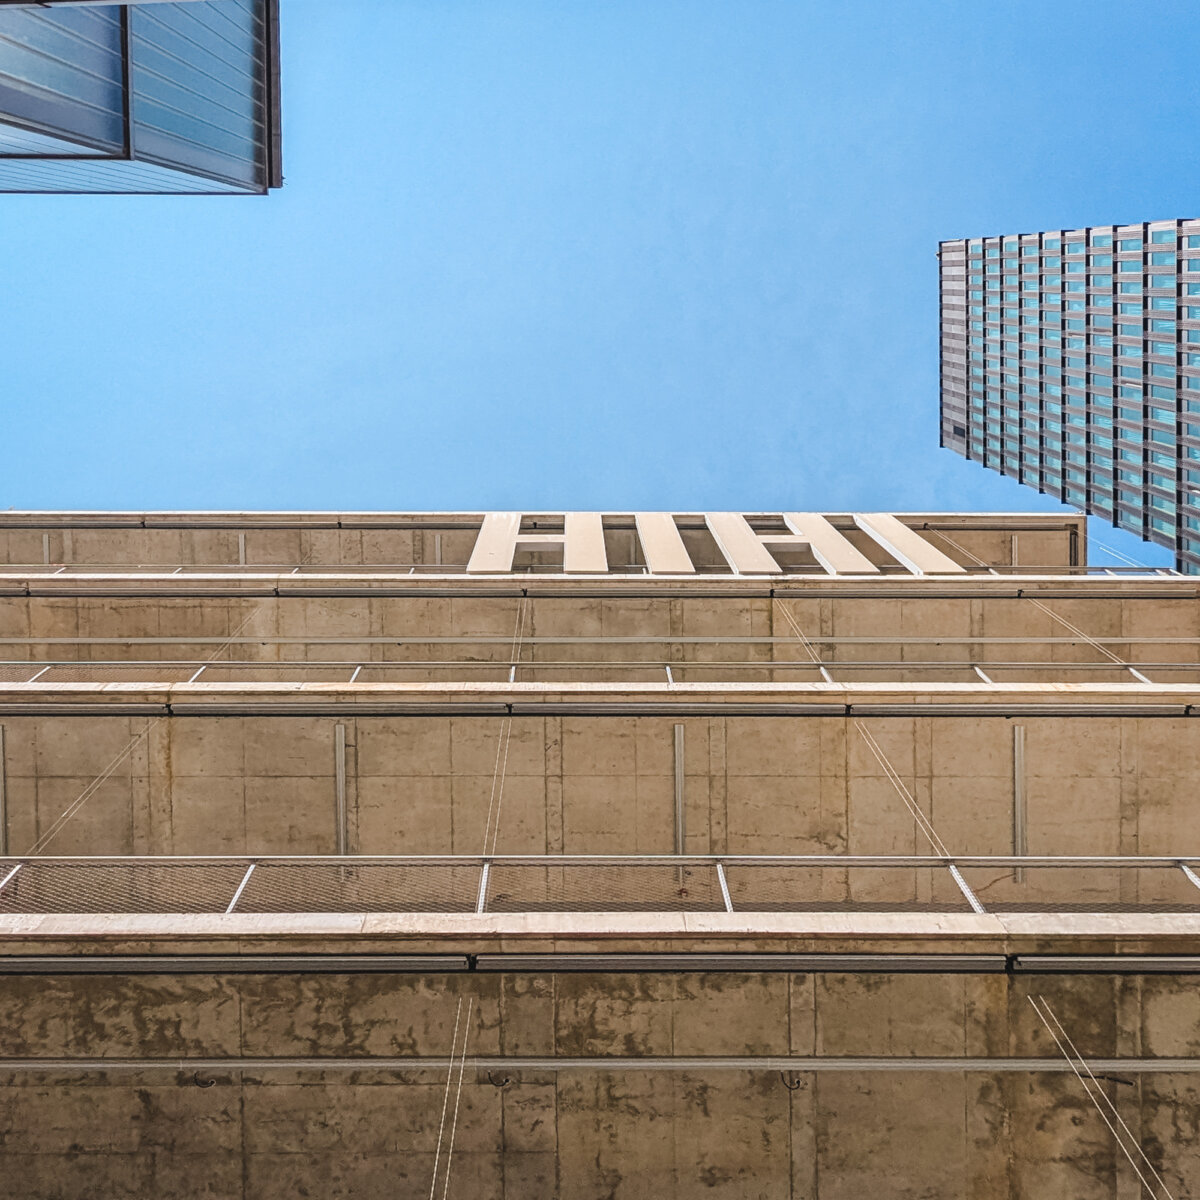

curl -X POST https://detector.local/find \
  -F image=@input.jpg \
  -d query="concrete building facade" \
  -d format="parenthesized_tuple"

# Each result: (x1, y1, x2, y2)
(939, 217, 1200, 573)
(1, 509, 1199, 1197)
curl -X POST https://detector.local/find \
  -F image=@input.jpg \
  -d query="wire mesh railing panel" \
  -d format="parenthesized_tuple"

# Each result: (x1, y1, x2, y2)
(516, 665, 669, 684)
(961, 866, 1200, 912)
(1141, 665, 1200, 684)
(985, 665, 1141, 684)
(1, 858, 1198, 916)
(36, 664, 194, 684)
(0, 664, 47, 682)
(355, 664, 513, 683)
(197, 664, 356, 684)
(236, 862, 483, 913)
(824, 665, 984, 684)
(723, 864, 975, 912)
(671, 665, 782, 684)
(484, 864, 724, 912)
(0, 861, 246, 913)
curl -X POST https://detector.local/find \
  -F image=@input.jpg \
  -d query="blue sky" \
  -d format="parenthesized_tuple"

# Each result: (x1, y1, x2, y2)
(4, 0, 1199, 566)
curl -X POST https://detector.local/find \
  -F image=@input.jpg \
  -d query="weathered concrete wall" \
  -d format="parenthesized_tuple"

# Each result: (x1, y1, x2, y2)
(3, 713, 1200, 862)
(1, 592, 1197, 668)
(0, 970, 1197, 1198)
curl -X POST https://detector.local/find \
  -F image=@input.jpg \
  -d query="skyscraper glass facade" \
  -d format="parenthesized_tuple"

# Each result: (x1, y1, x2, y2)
(940, 218, 1200, 574)
(0, 0, 280, 194)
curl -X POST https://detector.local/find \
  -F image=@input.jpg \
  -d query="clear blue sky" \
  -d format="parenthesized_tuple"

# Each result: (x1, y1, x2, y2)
(5, 0, 1199, 566)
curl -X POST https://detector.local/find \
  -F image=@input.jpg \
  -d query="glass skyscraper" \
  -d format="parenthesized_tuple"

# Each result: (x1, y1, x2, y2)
(0, 0, 280, 194)
(940, 218, 1200, 573)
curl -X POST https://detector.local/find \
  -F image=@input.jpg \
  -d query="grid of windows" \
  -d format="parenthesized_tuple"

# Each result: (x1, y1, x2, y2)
(0, 0, 280, 194)
(940, 219, 1200, 574)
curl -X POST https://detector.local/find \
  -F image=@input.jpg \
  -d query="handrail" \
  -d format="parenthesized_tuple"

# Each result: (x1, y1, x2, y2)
(0, 854, 1196, 867)
(0, 562, 1176, 578)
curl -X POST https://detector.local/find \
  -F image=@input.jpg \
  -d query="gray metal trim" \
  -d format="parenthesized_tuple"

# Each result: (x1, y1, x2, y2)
(0, 955, 471, 975)
(0, 724, 6, 857)
(1, 1054, 1197, 1073)
(673, 724, 685, 854)
(334, 723, 347, 855)
(1014, 956, 1200, 974)
(0, 701, 1192, 719)
(472, 953, 1009, 973)
(5, 952, 1200, 976)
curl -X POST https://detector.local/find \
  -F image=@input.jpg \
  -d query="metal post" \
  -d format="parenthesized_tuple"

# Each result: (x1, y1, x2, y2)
(434, 533, 443, 566)
(476, 861, 491, 913)
(715, 861, 733, 912)
(1013, 726, 1026, 882)
(225, 863, 255, 914)
(334, 724, 347, 855)
(237, 532, 246, 566)
(0, 725, 6, 857)
(41, 534, 50, 566)
(673, 725, 686, 855)
(948, 863, 987, 914)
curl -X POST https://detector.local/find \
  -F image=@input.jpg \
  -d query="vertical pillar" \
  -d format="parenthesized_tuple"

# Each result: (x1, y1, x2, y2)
(1013, 726, 1026, 881)
(673, 724, 685, 853)
(0, 725, 6, 856)
(334, 723, 347, 855)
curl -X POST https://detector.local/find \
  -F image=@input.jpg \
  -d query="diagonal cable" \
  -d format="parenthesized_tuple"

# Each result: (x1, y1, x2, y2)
(25, 587, 283, 856)
(1028, 996, 1171, 1199)
(428, 997, 464, 1200)
(853, 720, 951, 858)
(1037, 996, 1174, 1199)
(439, 995, 475, 1200)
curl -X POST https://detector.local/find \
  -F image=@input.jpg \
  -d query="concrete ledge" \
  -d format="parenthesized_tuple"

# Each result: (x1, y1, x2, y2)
(3, 910, 1200, 949)
(0, 679, 1198, 718)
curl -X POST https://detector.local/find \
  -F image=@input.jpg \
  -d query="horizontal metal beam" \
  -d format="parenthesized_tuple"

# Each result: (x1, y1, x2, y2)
(0, 1054, 1196, 1073)
(0, 955, 470, 974)
(0, 512, 1082, 533)
(0, 701, 1194, 719)
(0, 584, 1192, 601)
(473, 953, 1007, 973)
(1, 853, 1192, 867)
(0, 634, 1197, 645)
(1014, 956, 1200, 973)
(3, 952, 1200, 976)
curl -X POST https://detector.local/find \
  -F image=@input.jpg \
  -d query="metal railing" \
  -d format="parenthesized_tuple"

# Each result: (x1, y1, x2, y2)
(0, 562, 1177, 578)
(3, 658, 1199, 687)
(1, 855, 1199, 916)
